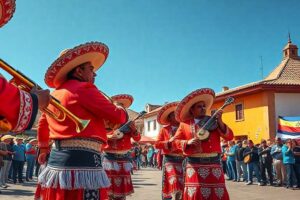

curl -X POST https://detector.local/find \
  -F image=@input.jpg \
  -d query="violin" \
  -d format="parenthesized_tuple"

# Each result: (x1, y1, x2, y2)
(196, 97, 234, 141)
(107, 111, 146, 139)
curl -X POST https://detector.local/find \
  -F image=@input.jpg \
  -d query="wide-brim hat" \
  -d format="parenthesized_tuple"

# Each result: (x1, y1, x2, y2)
(45, 41, 109, 88)
(111, 94, 134, 108)
(1, 134, 14, 142)
(0, 0, 15, 28)
(157, 102, 179, 125)
(175, 88, 215, 122)
(29, 138, 37, 143)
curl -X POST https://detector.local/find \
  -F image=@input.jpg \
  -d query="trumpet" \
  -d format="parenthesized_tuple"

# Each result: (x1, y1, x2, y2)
(0, 58, 90, 133)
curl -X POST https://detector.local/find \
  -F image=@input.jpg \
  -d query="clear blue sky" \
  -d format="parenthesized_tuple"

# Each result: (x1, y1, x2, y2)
(1, 0, 300, 111)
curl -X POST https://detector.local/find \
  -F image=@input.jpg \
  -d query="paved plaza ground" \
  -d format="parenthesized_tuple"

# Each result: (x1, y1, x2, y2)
(0, 168, 299, 200)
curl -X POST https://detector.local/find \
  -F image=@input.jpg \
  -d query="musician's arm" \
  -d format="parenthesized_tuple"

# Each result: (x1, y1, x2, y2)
(0, 77, 38, 132)
(154, 128, 170, 150)
(37, 113, 50, 149)
(172, 123, 193, 154)
(218, 125, 234, 141)
(79, 84, 128, 124)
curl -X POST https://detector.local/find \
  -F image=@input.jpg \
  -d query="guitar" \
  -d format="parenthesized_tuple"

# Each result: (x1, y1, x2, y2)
(196, 97, 234, 141)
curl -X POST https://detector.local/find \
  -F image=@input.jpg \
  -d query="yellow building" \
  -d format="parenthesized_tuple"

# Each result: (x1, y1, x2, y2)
(212, 38, 300, 144)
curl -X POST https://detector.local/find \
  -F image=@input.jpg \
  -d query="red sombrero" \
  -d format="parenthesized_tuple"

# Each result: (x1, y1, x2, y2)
(0, 0, 15, 28)
(45, 41, 109, 88)
(157, 102, 179, 126)
(175, 88, 215, 122)
(111, 94, 133, 108)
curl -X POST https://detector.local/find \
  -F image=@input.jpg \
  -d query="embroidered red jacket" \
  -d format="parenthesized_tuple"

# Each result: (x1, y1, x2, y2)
(37, 80, 127, 148)
(105, 130, 141, 152)
(154, 125, 183, 155)
(0, 76, 38, 132)
(172, 119, 233, 156)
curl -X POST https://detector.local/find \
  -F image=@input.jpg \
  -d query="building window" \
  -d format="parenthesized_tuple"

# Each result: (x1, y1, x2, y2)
(235, 103, 244, 121)
(153, 120, 157, 130)
(147, 121, 151, 131)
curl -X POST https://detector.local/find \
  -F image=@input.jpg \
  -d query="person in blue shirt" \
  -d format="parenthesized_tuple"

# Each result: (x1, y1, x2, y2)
(271, 137, 286, 187)
(225, 141, 237, 181)
(25, 139, 37, 181)
(12, 137, 26, 184)
(282, 139, 297, 189)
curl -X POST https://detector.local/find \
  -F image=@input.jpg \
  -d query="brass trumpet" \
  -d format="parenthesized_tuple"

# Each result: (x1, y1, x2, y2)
(0, 59, 90, 133)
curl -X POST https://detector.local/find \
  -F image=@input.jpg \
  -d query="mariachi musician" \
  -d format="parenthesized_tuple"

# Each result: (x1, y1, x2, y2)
(0, 0, 50, 133)
(37, 42, 128, 200)
(172, 88, 233, 200)
(154, 102, 184, 200)
(103, 94, 141, 200)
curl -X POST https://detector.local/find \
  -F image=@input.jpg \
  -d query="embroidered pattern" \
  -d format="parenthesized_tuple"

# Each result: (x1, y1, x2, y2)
(214, 187, 224, 199)
(198, 167, 210, 179)
(212, 168, 222, 179)
(114, 177, 122, 187)
(166, 165, 174, 173)
(84, 189, 99, 200)
(169, 177, 176, 185)
(201, 187, 211, 199)
(186, 168, 195, 178)
(94, 154, 102, 167)
(13, 90, 33, 133)
(187, 187, 196, 198)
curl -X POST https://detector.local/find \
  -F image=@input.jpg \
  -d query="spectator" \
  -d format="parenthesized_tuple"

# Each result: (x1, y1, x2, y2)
(25, 139, 37, 181)
(258, 139, 273, 186)
(236, 140, 248, 182)
(0, 135, 14, 188)
(12, 137, 26, 184)
(293, 139, 300, 189)
(271, 137, 286, 187)
(225, 141, 237, 181)
(282, 139, 298, 189)
(147, 145, 154, 167)
(243, 140, 261, 185)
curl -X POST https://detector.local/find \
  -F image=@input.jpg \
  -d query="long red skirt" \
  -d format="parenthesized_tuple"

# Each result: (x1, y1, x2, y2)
(183, 163, 230, 200)
(103, 158, 134, 199)
(162, 155, 184, 199)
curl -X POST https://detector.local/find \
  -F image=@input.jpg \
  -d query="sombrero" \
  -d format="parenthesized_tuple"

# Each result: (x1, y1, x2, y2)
(0, 0, 15, 28)
(1, 134, 14, 141)
(111, 94, 133, 108)
(45, 41, 109, 88)
(157, 102, 179, 125)
(175, 88, 215, 122)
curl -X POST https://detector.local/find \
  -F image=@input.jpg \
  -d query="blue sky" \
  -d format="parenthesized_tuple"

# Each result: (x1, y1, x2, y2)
(1, 0, 300, 111)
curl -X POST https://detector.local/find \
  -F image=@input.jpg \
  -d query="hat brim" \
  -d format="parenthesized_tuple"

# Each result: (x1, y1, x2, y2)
(0, 0, 15, 28)
(45, 42, 109, 88)
(111, 94, 134, 108)
(175, 88, 215, 122)
(1, 135, 15, 141)
(157, 102, 179, 125)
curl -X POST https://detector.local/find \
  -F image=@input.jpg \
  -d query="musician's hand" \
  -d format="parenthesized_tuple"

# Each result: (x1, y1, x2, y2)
(187, 138, 201, 146)
(31, 87, 51, 110)
(38, 153, 47, 165)
(216, 110, 226, 132)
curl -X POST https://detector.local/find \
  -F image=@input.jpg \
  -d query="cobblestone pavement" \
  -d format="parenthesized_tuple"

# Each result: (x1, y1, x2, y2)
(1, 168, 300, 200)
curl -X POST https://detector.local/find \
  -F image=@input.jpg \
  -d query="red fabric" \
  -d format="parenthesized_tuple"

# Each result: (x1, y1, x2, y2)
(162, 160, 184, 198)
(104, 160, 134, 198)
(155, 125, 183, 155)
(105, 130, 141, 151)
(0, 76, 36, 132)
(172, 119, 233, 156)
(38, 79, 127, 148)
(183, 163, 229, 200)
